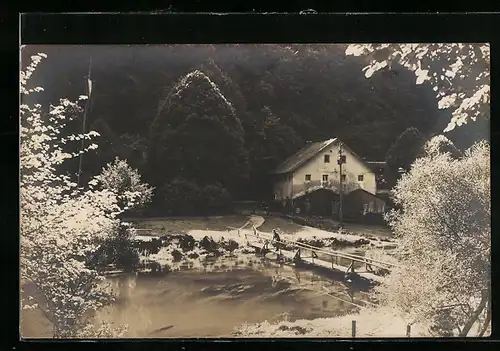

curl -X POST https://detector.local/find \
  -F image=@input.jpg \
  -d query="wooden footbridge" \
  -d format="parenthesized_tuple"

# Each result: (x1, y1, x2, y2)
(237, 226, 400, 284)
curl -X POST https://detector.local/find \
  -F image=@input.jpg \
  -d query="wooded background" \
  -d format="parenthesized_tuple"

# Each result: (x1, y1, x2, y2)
(20, 44, 488, 214)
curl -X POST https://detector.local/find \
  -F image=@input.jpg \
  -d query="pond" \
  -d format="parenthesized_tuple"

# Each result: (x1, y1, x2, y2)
(95, 254, 374, 338)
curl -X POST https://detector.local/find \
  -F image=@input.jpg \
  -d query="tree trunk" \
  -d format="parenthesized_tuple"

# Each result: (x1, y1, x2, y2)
(459, 291, 488, 337)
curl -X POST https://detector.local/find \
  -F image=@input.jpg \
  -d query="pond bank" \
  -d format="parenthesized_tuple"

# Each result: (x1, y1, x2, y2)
(233, 306, 432, 338)
(130, 214, 398, 281)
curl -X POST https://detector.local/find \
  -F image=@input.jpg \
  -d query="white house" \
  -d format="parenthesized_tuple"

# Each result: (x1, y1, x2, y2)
(272, 138, 378, 201)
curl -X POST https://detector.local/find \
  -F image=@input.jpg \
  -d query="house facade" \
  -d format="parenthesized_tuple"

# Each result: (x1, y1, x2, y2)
(272, 138, 377, 201)
(272, 138, 386, 219)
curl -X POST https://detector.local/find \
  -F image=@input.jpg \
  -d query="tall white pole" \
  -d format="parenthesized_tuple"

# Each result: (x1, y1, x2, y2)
(338, 141, 344, 226)
(77, 58, 92, 187)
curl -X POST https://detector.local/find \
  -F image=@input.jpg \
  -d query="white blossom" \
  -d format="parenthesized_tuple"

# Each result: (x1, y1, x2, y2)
(345, 43, 490, 133)
(19, 53, 151, 338)
(378, 141, 490, 336)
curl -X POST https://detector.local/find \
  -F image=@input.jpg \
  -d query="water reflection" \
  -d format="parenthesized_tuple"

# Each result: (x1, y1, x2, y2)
(96, 254, 372, 338)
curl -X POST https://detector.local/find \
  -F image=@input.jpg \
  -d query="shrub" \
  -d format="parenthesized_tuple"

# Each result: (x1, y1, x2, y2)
(188, 252, 200, 259)
(149, 261, 161, 274)
(171, 249, 184, 262)
(178, 235, 196, 252)
(219, 239, 239, 252)
(199, 183, 232, 213)
(162, 264, 172, 274)
(96, 157, 154, 213)
(150, 238, 162, 255)
(157, 178, 232, 215)
(200, 236, 219, 252)
(87, 225, 140, 273)
(159, 177, 201, 215)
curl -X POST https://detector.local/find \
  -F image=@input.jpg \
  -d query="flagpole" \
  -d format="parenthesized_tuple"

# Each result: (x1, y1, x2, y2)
(77, 58, 92, 187)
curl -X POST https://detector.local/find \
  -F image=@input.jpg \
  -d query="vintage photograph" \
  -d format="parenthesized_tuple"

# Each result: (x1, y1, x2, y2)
(20, 44, 490, 338)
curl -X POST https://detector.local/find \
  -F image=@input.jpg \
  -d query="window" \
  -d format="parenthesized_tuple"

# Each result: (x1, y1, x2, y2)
(358, 174, 364, 182)
(341, 174, 346, 182)
(305, 174, 311, 181)
(322, 174, 329, 182)
(338, 155, 346, 164)
(324, 154, 330, 163)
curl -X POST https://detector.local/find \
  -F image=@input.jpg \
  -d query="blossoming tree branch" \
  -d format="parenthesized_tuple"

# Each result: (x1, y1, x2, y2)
(343, 43, 491, 336)
(20, 53, 153, 338)
(345, 43, 490, 133)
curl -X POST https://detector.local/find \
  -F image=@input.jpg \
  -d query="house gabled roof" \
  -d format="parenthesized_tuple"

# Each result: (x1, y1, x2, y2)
(273, 138, 376, 175)
(272, 138, 337, 175)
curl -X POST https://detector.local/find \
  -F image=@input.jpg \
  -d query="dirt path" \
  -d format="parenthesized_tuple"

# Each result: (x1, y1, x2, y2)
(249, 215, 265, 229)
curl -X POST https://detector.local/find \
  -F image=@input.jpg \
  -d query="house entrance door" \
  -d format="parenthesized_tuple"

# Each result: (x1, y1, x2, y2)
(332, 200, 339, 215)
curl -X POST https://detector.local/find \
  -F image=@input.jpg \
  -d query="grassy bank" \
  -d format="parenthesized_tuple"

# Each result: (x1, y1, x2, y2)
(233, 306, 431, 337)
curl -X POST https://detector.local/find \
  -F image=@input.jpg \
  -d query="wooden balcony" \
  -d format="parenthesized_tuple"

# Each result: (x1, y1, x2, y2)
(292, 180, 362, 198)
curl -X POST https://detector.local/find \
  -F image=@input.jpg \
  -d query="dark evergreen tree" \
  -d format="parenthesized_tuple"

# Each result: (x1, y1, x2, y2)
(149, 70, 249, 197)
(384, 127, 426, 187)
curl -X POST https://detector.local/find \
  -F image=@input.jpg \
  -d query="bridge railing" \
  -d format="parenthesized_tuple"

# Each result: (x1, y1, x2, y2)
(244, 227, 400, 270)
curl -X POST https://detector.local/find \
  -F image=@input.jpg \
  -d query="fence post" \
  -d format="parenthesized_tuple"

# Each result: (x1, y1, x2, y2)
(406, 324, 411, 337)
(352, 320, 356, 338)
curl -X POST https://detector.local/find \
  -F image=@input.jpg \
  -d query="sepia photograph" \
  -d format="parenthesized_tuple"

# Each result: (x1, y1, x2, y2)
(20, 43, 490, 338)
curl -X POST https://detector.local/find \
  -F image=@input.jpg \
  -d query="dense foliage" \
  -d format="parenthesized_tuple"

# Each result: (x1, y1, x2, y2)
(384, 127, 426, 188)
(379, 137, 490, 336)
(20, 44, 487, 214)
(159, 177, 232, 216)
(87, 159, 154, 272)
(346, 44, 490, 135)
(97, 157, 154, 215)
(86, 223, 140, 273)
(20, 54, 151, 337)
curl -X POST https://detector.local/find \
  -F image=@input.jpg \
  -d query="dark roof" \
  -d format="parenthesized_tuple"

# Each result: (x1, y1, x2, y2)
(273, 138, 378, 175)
(346, 188, 387, 202)
(273, 138, 337, 174)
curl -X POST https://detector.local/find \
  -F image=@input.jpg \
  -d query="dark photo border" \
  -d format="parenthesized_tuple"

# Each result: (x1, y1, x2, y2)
(8, 10, 499, 351)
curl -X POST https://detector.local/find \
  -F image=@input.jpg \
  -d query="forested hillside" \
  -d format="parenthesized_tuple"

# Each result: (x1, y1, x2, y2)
(20, 44, 488, 214)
